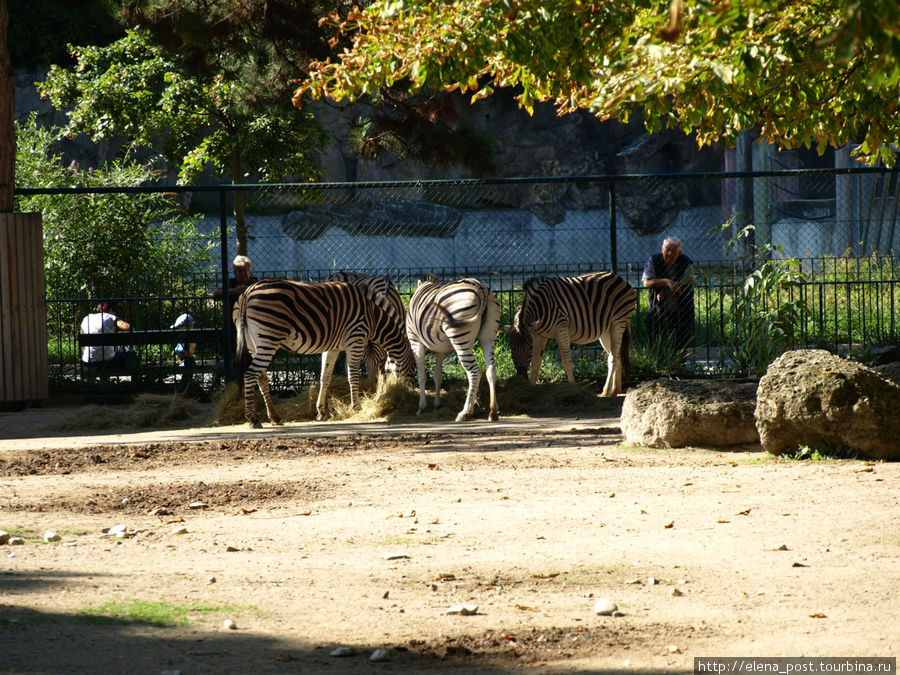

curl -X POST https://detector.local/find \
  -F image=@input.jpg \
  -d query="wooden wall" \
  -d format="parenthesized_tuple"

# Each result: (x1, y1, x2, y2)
(0, 212, 47, 403)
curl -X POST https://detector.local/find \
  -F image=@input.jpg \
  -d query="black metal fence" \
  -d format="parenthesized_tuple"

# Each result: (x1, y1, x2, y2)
(16, 166, 900, 394)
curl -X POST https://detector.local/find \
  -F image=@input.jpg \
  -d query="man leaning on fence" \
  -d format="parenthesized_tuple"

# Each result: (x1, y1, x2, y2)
(642, 236, 695, 352)
(212, 255, 258, 381)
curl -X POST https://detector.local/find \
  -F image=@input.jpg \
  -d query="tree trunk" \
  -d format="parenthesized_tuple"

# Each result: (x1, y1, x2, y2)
(0, 0, 14, 212)
(231, 148, 248, 256)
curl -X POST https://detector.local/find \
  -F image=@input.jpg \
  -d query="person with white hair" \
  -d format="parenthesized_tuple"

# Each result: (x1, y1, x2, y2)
(641, 236, 695, 351)
(212, 255, 257, 301)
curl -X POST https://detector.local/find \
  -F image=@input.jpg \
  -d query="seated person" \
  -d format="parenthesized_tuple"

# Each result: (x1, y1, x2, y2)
(171, 313, 197, 368)
(80, 300, 133, 370)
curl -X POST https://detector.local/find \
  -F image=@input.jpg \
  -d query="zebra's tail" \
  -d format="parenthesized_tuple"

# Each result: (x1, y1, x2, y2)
(621, 323, 632, 391)
(234, 292, 251, 385)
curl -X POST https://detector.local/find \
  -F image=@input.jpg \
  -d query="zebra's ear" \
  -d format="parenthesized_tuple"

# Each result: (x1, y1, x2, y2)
(500, 324, 513, 335)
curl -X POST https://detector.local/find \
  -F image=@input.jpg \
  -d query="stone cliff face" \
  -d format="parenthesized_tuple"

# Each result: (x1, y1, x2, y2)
(16, 72, 724, 232)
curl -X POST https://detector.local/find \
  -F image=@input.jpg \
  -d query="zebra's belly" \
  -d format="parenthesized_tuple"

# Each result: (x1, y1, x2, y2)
(278, 333, 349, 355)
(535, 324, 600, 346)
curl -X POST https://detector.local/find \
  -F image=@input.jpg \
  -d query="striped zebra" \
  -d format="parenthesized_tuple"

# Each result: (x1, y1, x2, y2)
(406, 274, 500, 421)
(234, 279, 415, 427)
(325, 271, 405, 379)
(501, 271, 637, 396)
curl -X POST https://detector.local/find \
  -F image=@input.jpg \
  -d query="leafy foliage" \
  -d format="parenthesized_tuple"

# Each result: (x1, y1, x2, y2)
(14, 115, 214, 301)
(298, 1, 900, 164)
(720, 223, 806, 377)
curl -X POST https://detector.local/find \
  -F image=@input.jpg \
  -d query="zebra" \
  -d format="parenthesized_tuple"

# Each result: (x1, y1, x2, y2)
(325, 271, 405, 379)
(234, 278, 415, 427)
(501, 271, 637, 396)
(406, 274, 500, 421)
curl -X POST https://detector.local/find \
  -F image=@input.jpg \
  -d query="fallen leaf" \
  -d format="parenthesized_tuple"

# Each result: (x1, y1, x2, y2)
(299, 510, 312, 516)
(792, 562, 808, 567)
(429, 518, 440, 524)
(717, 519, 730, 524)
(166, 517, 185, 524)
(276, 653, 293, 662)
(515, 604, 535, 611)
(531, 572, 560, 579)
(736, 508, 752, 516)
(232, 508, 257, 516)
(809, 613, 827, 619)
(664, 521, 675, 529)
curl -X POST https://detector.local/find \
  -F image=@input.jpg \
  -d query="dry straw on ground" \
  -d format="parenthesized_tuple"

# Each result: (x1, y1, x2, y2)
(53, 393, 207, 431)
(211, 373, 607, 426)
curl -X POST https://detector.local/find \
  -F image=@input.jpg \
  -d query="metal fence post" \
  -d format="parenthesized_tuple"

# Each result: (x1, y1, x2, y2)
(219, 189, 232, 380)
(608, 179, 617, 273)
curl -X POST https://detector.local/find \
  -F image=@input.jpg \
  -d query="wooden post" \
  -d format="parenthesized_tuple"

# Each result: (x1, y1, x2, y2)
(0, 212, 48, 403)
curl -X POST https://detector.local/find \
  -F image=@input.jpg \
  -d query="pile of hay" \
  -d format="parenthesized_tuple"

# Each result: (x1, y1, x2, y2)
(211, 373, 606, 425)
(54, 393, 207, 431)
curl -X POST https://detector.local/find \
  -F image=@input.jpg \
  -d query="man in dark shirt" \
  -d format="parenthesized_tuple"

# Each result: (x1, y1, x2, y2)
(213, 255, 259, 380)
(642, 237, 694, 351)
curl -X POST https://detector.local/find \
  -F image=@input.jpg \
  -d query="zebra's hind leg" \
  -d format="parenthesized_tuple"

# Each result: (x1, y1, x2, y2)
(454, 348, 482, 422)
(257, 370, 282, 426)
(598, 327, 624, 396)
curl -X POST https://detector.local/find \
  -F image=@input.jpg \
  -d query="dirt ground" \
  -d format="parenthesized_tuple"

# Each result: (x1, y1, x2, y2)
(0, 399, 898, 674)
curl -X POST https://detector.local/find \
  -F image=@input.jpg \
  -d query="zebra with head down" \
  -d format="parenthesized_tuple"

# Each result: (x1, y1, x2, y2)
(501, 271, 637, 396)
(406, 274, 500, 422)
(234, 278, 415, 427)
(325, 271, 405, 379)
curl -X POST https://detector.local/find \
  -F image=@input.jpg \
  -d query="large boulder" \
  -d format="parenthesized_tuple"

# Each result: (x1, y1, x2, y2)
(755, 349, 900, 460)
(621, 380, 759, 448)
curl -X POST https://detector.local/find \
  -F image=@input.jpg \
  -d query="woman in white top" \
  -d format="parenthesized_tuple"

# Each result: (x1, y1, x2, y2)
(80, 300, 132, 365)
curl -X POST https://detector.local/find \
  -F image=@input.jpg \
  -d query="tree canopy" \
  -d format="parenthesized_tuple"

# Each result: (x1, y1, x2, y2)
(297, 0, 900, 165)
(38, 1, 334, 255)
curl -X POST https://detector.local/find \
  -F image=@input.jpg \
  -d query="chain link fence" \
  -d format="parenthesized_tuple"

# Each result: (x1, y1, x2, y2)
(19, 167, 900, 394)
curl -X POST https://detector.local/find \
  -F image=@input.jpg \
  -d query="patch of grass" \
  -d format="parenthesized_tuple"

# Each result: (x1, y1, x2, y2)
(778, 443, 859, 462)
(76, 601, 245, 627)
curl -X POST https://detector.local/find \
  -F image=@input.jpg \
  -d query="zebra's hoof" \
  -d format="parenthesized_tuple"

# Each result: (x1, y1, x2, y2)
(488, 410, 499, 422)
(248, 419, 262, 429)
(455, 411, 473, 422)
(416, 408, 425, 416)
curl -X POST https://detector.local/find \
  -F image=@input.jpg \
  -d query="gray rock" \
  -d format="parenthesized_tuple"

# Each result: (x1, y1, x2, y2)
(755, 349, 900, 460)
(621, 380, 759, 448)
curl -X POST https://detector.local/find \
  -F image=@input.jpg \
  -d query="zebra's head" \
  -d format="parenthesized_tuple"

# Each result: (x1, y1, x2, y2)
(500, 310, 532, 378)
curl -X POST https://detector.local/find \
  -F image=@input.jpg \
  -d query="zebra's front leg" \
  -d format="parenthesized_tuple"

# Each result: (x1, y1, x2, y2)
(556, 330, 576, 384)
(411, 338, 428, 416)
(345, 340, 366, 411)
(480, 337, 499, 422)
(316, 350, 340, 421)
(432, 352, 446, 410)
(529, 335, 549, 384)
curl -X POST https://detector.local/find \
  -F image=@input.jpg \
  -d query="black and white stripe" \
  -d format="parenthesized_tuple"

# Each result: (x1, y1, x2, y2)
(406, 275, 500, 421)
(235, 278, 415, 427)
(325, 271, 405, 379)
(501, 271, 636, 396)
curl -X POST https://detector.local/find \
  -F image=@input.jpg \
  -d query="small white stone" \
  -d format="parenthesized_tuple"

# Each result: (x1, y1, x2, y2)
(370, 648, 391, 662)
(593, 598, 618, 616)
(445, 604, 478, 615)
(171, 526, 188, 535)
(43, 532, 61, 543)
(330, 646, 355, 657)
(647, 577, 658, 585)
(108, 524, 128, 538)
(189, 502, 208, 509)
(222, 619, 237, 630)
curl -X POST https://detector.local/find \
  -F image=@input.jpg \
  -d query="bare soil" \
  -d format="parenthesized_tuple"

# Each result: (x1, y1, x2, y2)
(0, 401, 897, 674)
